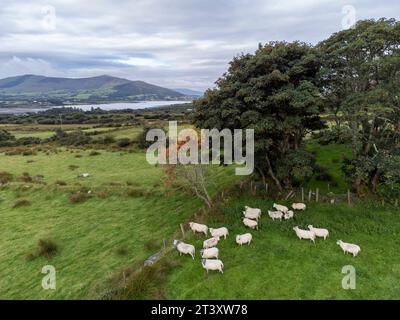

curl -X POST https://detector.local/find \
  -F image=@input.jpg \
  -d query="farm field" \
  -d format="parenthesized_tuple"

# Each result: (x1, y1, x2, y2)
(0, 148, 238, 299)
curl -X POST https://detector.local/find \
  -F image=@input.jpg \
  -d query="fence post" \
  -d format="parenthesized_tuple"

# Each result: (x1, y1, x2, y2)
(347, 190, 351, 205)
(265, 183, 268, 194)
(316, 188, 319, 203)
(395, 199, 398, 207)
(308, 189, 312, 202)
(301, 187, 304, 202)
(180, 223, 185, 238)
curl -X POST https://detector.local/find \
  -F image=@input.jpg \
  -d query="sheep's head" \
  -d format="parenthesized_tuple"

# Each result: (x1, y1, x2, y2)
(293, 226, 299, 231)
(308, 225, 313, 229)
(236, 235, 241, 241)
(173, 240, 180, 247)
(209, 228, 214, 233)
(201, 259, 206, 266)
(244, 206, 249, 209)
(189, 222, 194, 227)
(336, 240, 342, 245)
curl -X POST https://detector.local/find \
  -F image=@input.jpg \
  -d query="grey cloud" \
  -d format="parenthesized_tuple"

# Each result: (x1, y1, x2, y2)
(0, 0, 399, 90)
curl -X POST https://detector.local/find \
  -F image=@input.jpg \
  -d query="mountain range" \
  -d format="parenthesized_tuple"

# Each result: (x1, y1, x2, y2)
(0, 75, 198, 107)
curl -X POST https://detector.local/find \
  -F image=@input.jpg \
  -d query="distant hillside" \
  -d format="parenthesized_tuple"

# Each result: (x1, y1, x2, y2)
(173, 88, 203, 96)
(0, 75, 187, 107)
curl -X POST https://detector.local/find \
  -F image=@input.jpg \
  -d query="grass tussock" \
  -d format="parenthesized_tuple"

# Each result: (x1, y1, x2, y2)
(69, 191, 90, 204)
(0, 171, 13, 184)
(13, 199, 32, 208)
(26, 239, 58, 261)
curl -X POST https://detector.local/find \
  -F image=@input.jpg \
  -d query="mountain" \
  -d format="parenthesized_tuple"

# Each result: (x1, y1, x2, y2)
(173, 88, 204, 96)
(0, 75, 186, 106)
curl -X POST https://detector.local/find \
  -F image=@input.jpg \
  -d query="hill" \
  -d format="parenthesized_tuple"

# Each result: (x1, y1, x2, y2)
(173, 88, 203, 97)
(0, 75, 186, 106)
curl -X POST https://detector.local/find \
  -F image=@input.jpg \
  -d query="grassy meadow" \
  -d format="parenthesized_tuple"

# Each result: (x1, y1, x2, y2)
(0, 123, 399, 300)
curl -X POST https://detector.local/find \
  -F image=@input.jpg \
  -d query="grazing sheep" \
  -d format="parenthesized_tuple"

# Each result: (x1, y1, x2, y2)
(209, 227, 229, 240)
(243, 217, 258, 230)
(189, 222, 208, 236)
(337, 240, 361, 257)
(284, 210, 294, 220)
(268, 210, 283, 221)
(293, 226, 316, 243)
(243, 210, 261, 221)
(79, 173, 90, 178)
(273, 203, 288, 213)
(308, 225, 329, 240)
(203, 236, 220, 249)
(200, 247, 219, 259)
(244, 206, 262, 220)
(201, 259, 224, 274)
(236, 233, 252, 246)
(292, 203, 307, 211)
(173, 240, 195, 259)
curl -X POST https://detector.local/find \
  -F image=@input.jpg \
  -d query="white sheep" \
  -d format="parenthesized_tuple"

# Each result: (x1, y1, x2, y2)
(201, 259, 224, 274)
(293, 226, 315, 243)
(337, 240, 361, 257)
(203, 236, 220, 249)
(243, 218, 258, 230)
(200, 247, 219, 259)
(292, 203, 306, 211)
(173, 240, 195, 259)
(284, 210, 294, 220)
(268, 210, 283, 221)
(236, 233, 252, 246)
(273, 203, 288, 213)
(209, 227, 229, 240)
(308, 225, 329, 240)
(244, 206, 262, 220)
(189, 222, 208, 236)
(243, 210, 261, 221)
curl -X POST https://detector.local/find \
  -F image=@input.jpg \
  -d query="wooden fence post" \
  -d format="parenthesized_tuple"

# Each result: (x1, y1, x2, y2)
(308, 189, 312, 202)
(395, 199, 398, 207)
(180, 223, 185, 238)
(265, 183, 268, 194)
(301, 187, 304, 202)
(316, 188, 319, 203)
(347, 190, 351, 205)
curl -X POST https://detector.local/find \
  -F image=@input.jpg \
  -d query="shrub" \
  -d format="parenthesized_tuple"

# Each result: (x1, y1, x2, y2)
(137, 126, 154, 149)
(17, 172, 33, 183)
(68, 165, 79, 170)
(17, 137, 42, 146)
(0, 171, 13, 184)
(69, 191, 90, 204)
(55, 180, 67, 186)
(54, 129, 92, 146)
(13, 199, 32, 208)
(314, 164, 334, 182)
(89, 151, 101, 156)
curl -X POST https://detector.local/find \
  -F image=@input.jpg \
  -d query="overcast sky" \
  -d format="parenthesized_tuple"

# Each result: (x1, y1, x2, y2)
(0, 0, 399, 91)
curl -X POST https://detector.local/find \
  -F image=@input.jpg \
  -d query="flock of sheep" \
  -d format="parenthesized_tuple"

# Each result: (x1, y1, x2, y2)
(173, 202, 361, 274)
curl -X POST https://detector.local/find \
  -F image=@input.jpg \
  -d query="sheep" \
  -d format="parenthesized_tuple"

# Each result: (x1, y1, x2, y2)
(200, 247, 219, 259)
(244, 206, 262, 220)
(268, 210, 283, 221)
(79, 173, 90, 178)
(273, 203, 288, 213)
(209, 227, 229, 240)
(201, 259, 224, 274)
(292, 203, 306, 211)
(284, 210, 294, 220)
(236, 233, 252, 246)
(203, 236, 220, 249)
(308, 225, 329, 240)
(337, 240, 361, 257)
(173, 240, 195, 259)
(243, 210, 261, 221)
(243, 217, 258, 230)
(293, 226, 315, 243)
(189, 222, 208, 236)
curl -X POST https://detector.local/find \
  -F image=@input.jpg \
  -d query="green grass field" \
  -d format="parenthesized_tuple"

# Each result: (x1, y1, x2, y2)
(0, 149, 238, 299)
(164, 197, 400, 299)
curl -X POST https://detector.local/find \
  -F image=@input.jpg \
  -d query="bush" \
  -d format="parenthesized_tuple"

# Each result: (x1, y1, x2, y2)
(68, 165, 79, 170)
(17, 137, 42, 145)
(137, 127, 154, 149)
(13, 199, 32, 208)
(54, 129, 92, 146)
(89, 151, 101, 156)
(314, 164, 334, 182)
(55, 180, 67, 186)
(0, 171, 13, 184)
(17, 172, 33, 183)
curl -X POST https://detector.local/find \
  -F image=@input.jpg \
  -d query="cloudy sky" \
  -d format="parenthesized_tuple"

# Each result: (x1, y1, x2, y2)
(0, 0, 399, 91)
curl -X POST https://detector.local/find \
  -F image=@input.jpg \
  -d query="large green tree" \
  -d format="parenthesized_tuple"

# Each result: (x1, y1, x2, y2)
(319, 18, 400, 194)
(194, 41, 324, 190)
